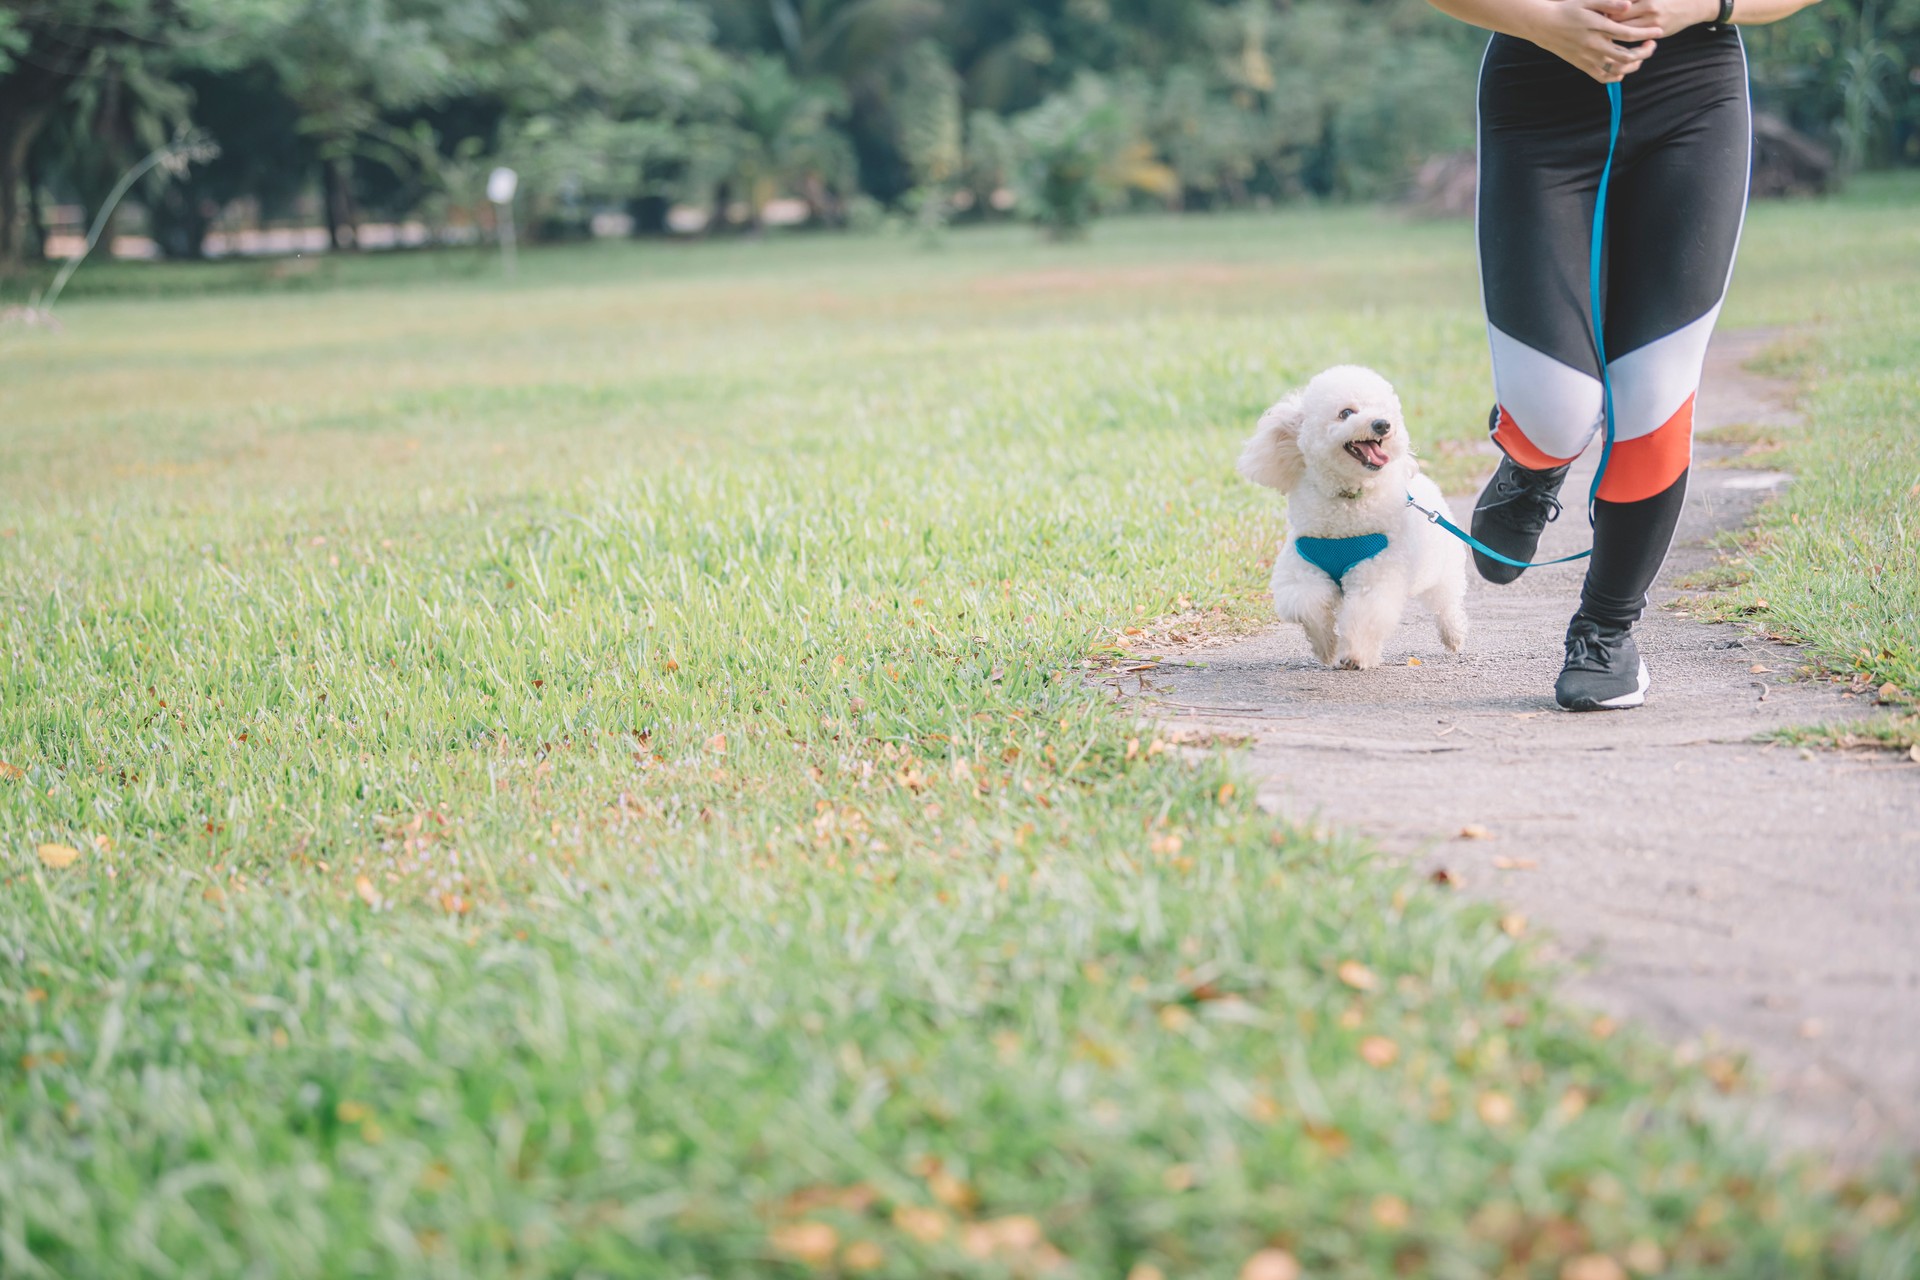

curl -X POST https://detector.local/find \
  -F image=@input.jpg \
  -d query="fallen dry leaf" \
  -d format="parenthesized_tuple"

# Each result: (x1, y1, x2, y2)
(1560, 1255, 1627, 1280)
(35, 843, 81, 870)
(1127, 1265, 1167, 1280)
(1459, 824, 1492, 840)
(1359, 1035, 1399, 1068)
(961, 1215, 1044, 1259)
(1337, 960, 1379, 992)
(891, 1206, 949, 1243)
(1239, 1248, 1302, 1280)
(1491, 856, 1538, 870)
(1498, 913, 1528, 938)
(1750, 664, 1773, 674)
(1370, 1194, 1411, 1229)
(354, 874, 379, 906)
(1476, 1091, 1517, 1126)
(927, 1171, 976, 1212)
(704, 732, 727, 754)
(1429, 867, 1460, 889)
(769, 1221, 839, 1266)
(1623, 1240, 1666, 1274)
(1304, 1122, 1350, 1156)
(0, 760, 24, 780)
(1406, 657, 1422, 666)
(842, 1240, 886, 1272)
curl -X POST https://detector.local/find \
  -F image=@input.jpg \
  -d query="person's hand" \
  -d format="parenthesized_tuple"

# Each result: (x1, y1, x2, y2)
(1521, 0, 1663, 83)
(1616, 0, 1722, 37)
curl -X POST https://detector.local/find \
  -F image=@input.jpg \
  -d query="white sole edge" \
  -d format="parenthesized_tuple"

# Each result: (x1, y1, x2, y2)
(1564, 659, 1650, 711)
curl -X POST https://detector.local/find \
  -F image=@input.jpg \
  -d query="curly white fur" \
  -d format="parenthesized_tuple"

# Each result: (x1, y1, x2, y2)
(1237, 365, 1469, 669)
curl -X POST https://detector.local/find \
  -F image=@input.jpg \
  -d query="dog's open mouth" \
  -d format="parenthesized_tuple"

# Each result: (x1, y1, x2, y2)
(1344, 439, 1390, 470)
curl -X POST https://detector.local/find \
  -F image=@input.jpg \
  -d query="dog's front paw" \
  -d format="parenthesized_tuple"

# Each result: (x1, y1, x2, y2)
(1334, 647, 1381, 671)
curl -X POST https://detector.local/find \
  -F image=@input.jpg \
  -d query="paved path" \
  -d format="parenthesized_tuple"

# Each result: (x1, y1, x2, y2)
(1137, 333, 1920, 1162)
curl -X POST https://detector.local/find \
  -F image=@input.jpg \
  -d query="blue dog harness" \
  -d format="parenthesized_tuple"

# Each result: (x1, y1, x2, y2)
(1295, 533, 1389, 587)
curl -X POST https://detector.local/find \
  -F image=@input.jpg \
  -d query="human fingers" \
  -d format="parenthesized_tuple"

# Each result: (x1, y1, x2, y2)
(1589, 38, 1656, 81)
(1592, 13, 1666, 41)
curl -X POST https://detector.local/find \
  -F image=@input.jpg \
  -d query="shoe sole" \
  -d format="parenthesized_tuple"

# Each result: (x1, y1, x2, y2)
(1557, 660, 1650, 712)
(1471, 547, 1527, 585)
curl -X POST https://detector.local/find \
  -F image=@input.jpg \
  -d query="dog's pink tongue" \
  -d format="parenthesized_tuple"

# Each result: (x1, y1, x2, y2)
(1360, 441, 1387, 467)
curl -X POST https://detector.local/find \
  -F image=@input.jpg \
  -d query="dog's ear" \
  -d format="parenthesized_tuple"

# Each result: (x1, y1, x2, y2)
(1237, 391, 1307, 491)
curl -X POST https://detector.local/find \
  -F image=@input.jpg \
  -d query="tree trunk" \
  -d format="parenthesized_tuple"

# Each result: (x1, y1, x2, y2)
(0, 105, 52, 266)
(25, 131, 51, 259)
(0, 23, 97, 268)
(321, 154, 359, 250)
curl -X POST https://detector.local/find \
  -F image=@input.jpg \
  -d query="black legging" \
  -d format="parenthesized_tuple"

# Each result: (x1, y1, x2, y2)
(1476, 24, 1750, 625)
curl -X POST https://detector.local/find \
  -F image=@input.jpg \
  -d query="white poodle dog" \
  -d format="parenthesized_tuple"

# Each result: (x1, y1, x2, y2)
(1237, 365, 1469, 670)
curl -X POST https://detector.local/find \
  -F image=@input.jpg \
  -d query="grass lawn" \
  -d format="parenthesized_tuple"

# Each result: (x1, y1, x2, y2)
(3, 181, 1917, 1278)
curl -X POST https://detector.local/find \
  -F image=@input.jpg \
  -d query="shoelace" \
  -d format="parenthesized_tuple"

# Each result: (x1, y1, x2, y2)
(1495, 472, 1564, 524)
(1563, 621, 1620, 672)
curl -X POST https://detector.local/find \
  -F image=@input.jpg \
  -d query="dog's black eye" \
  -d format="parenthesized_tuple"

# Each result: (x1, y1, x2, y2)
(1338, 408, 1356, 420)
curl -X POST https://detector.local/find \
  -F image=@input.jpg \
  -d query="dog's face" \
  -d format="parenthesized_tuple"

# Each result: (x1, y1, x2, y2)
(1294, 366, 1407, 480)
(1236, 364, 1409, 495)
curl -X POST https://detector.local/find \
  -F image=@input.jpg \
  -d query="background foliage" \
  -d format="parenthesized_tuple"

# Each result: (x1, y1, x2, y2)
(0, 0, 1916, 264)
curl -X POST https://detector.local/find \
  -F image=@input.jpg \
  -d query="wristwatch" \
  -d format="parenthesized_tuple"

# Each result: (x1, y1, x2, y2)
(1710, 0, 1736, 29)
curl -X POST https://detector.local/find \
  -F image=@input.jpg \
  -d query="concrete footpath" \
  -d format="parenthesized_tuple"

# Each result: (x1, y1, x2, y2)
(1135, 332, 1920, 1162)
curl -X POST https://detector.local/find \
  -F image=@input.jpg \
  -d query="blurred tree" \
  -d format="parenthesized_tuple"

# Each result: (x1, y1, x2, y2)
(0, 0, 289, 266)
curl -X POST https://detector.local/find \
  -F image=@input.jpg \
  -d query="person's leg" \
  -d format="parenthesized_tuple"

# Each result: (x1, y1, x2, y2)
(1583, 30, 1751, 628)
(1555, 29, 1750, 710)
(1471, 36, 1611, 581)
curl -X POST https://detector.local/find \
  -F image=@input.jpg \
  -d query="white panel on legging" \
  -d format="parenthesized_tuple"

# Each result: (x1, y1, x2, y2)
(1486, 322, 1604, 459)
(1604, 304, 1722, 444)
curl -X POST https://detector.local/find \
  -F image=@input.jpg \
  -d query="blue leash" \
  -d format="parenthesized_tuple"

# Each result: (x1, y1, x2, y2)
(1409, 80, 1623, 570)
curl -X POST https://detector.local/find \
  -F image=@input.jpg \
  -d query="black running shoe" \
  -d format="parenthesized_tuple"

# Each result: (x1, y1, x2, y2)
(1555, 614, 1649, 711)
(1470, 455, 1570, 584)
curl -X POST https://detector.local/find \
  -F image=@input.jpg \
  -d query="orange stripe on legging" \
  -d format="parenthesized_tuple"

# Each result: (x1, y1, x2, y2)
(1597, 393, 1694, 503)
(1490, 406, 1577, 471)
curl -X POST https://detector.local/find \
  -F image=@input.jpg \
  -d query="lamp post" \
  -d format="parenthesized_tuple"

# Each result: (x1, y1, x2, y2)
(487, 166, 519, 278)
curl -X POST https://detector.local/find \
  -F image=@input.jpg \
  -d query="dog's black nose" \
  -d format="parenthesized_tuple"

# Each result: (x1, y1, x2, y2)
(1370, 419, 1392, 437)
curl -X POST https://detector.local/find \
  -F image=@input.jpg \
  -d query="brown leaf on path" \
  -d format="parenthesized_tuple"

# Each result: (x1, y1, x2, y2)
(1492, 856, 1538, 870)
(1337, 960, 1379, 991)
(769, 1221, 839, 1266)
(1750, 664, 1773, 674)
(1429, 867, 1460, 888)
(1239, 1248, 1302, 1280)
(1498, 912, 1528, 938)
(1459, 824, 1492, 840)
(35, 843, 81, 869)
(1359, 1035, 1399, 1067)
